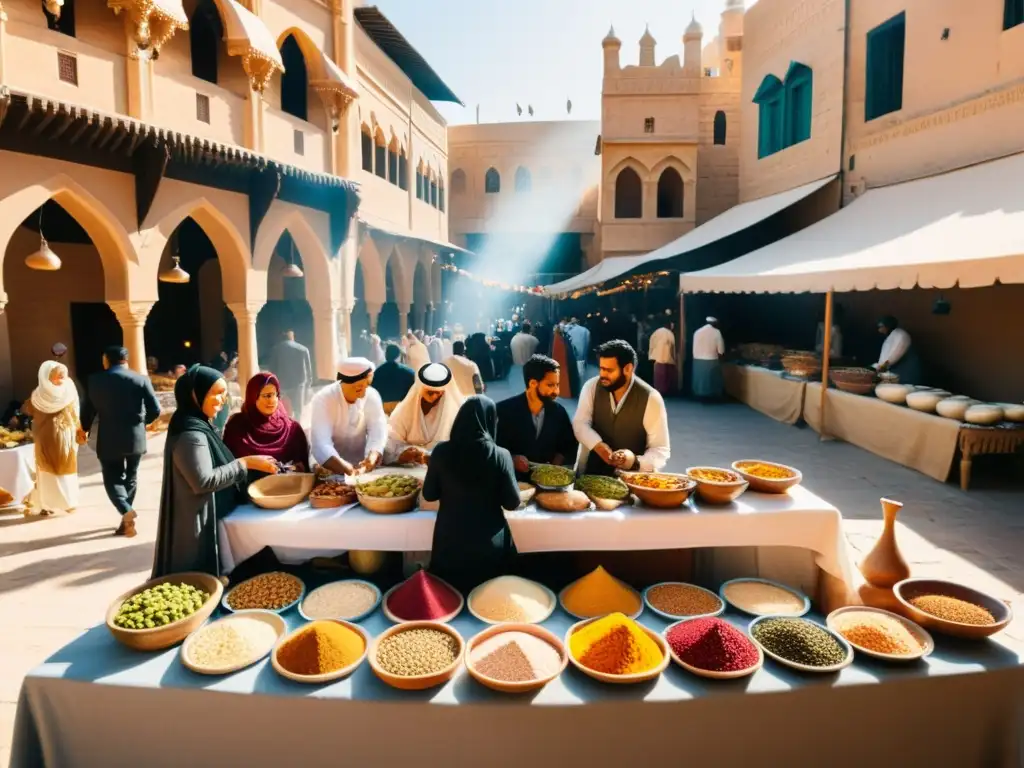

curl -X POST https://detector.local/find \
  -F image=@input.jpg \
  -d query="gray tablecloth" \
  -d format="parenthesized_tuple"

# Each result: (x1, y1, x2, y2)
(12, 608, 1024, 767)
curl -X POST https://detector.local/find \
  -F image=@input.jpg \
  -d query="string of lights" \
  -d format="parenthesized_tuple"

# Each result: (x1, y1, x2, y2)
(433, 254, 546, 295)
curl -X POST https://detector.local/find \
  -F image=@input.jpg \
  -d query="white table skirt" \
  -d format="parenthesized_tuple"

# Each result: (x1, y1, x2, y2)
(0, 443, 36, 506)
(219, 486, 855, 591)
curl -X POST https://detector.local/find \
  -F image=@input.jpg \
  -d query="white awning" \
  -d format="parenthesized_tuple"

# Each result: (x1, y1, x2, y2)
(543, 174, 836, 297)
(681, 152, 1024, 294)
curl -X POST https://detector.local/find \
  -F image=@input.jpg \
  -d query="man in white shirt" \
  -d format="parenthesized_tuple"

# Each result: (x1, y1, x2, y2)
(443, 341, 484, 397)
(573, 339, 670, 476)
(873, 315, 921, 384)
(692, 317, 725, 400)
(386, 362, 465, 464)
(509, 323, 540, 367)
(405, 331, 431, 373)
(648, 321, 677, 396)
(309, 357, 387, 476)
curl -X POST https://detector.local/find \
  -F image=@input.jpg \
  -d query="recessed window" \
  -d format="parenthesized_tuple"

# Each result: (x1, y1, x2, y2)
(398, 153, 408, 190)
(644, 117, 655, 134)
(196, 93, 211, 123)
(387, 146, 398, 185)
(374, 141, 386, 179)
(865, 12, 906, 121)
(514, 166, 531, 193)
(293, 129, 304, 156)
(484, 167, 500, 194)
(57, 52, 78, 85)
(614, 167, 642, 219)
(713, 110, 727, 145)
(416, 169, 424, 199)
(451, 169, 467, 194)
(783, 62, 813, 146)
(190, 0, 220, 84)
(1005, 0, 1024, 29)
(361, 129, 373, 172)
(279, 34, 308, 121)
(656, 168, 683, 219)
(753, 75, 784, 158)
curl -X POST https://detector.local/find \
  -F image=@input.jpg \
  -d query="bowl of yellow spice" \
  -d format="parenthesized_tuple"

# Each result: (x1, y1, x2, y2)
(731, 460, 802, 494)
(271, 619, 370, 684)
(566, 612, 669, 684)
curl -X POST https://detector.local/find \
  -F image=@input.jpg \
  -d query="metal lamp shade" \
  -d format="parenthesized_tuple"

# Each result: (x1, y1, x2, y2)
(25, 238, 62, 271)
(158, 256, 191, 284)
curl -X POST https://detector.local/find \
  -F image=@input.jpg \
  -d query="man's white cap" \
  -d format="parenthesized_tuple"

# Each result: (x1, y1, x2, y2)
(706, 316, 718, 323)
(337, 357, 374, 383)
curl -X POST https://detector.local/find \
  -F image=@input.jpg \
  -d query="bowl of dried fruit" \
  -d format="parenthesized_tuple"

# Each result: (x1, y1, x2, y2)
(309, 479, 358, 508)
(686, 467, 749, 505)
(617, 472, 696, 509)
(731, 460, 802, 494)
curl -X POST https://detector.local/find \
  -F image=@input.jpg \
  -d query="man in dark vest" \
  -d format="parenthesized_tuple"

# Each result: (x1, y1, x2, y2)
(572, 339, 670, 477)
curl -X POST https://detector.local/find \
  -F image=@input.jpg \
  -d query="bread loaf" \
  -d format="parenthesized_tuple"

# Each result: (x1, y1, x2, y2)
(535, 489, 591, 512)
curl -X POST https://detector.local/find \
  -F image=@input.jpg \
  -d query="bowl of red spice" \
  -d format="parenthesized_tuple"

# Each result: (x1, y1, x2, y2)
(664, 616, 763, 679)
(383, 569, 464, 624)
(893, 578, 1012, 640)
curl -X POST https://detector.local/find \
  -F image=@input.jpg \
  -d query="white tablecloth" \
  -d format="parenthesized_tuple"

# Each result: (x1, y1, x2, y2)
(220, 485, 855, 590)
(0, 443, 35, 506)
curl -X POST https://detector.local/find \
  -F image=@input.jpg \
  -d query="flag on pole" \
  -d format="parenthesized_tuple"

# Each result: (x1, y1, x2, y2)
(476, 104, 480, 124)
(567, 99, 572, 114)
(528, 105, 534, 116)
(516, 103, 522, 116)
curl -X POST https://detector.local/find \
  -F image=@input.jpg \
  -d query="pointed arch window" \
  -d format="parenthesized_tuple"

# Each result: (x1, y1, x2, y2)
(514, 167, 532, 193)
(361, 127, 373, 172)
(451, 169, 467, 195)
(656, 168, 683, 218)
(190, 0, 220, 83)
(374, 135, 386, 179)
(713, 110, 727, 145)
(783, 62, 813, 147)
(388, 142, 399, 185)
(280, 35, 308, 121)
(753, 75, 784, 158)
(416, 167, 424, 200)
(430, 176, 439, 207)
(614, 167, 642, 219)
(484, 167, 501, 194)
(398, 152, 408, 190)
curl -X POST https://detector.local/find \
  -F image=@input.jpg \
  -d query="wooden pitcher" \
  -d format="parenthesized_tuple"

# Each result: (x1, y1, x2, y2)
(859, 497, 911, 589)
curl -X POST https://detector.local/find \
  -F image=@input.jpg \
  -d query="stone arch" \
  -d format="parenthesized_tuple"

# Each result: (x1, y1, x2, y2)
(0, 174, 136, 302)
(606, 156, 649, 181)
(649, 155, 693, 182)
(381, 242, 412, 307)
(612, 166, 643, 219)
(451, 168, 467, 194)
(355, 235, 387, 306)
(656, 167, 684, 219)
(253, 204, 333, 308)
(484, 167, 501, 194)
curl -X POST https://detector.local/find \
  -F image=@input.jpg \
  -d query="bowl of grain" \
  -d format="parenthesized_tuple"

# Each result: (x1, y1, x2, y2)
(222, 571, 305, 614)
(643, 582, 725, 621)
(748, 615, 854, 674)
(893, 578, 1012, 639)
(105, 572, 223, 652)
(181, 610, 286, 675)
(731, 460, 802, 494)
(686, 467, 749, 505)
(468, 575, 556, 625)
(826, 606, 933, 662)
(617, 471, 696, 509)
(369, 621, 465, 691)
(719, 578, 810, 618)
(299, 579, 382, 622)
(465, 624, 568, 694)
(248, 473, 315, 510)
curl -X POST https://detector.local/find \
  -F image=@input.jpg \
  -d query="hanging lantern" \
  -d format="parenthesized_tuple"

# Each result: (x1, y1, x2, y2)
(158, 255, 190, 284)
(25, 236, 62, 271)
(282, 240, 304, 278)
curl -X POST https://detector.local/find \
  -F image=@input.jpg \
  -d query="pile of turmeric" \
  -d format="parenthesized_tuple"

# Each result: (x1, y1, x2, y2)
(275, 620, 365, 676)
(561, 566, 641, 618)
(569, 612, 663, 675)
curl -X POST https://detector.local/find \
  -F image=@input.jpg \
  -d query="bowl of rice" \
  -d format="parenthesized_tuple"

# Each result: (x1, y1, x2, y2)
(299, 579, 382, 622)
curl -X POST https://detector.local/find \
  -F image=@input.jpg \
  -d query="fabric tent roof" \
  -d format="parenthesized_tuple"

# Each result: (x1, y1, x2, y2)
(542, 174, 835, 296)
(681, 152, 1024, 294)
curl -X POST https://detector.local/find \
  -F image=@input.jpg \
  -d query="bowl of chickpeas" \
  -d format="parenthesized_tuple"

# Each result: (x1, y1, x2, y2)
(685, 467, 749, 505)
(731, 460, 803, 494)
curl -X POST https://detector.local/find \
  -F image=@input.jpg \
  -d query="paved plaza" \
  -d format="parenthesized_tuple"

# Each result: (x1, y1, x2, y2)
(2, 376, 1022, 762)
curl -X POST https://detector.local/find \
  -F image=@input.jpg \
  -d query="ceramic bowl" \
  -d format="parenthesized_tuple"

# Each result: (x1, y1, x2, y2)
(298, 579, 382, 622)
(905, 390, 951, 413)
(731, 460, 802, 494)
(748, 615, 854, 673)
(248, 473, 315, 510)
(181, 610, 286, 675)
(382, 576, 464, 624)
(368, 621, 465, 690)
(875, 383, 912, 404)
(964, 404, 1004, 426)
(618, 471, 696, 508)
(825, 606, 933, 662)
(271, 619, 370, 684)
(719, 577, 811, 617)
(893, 578, 1013, 639)
(663, 617, 764, 679)
(356, 487, 420, 514)
(465, 623, 568, 693)
(221, 572, 305, 614)
(565, 617, 670, 684)
(106, 572, 223, 652)
(686, 467, 749, 505)
(467, 576, 557, 625)
(559, 578, 644, 621)
(529, 464, 576, 491)
(998, 403, 1024, 422)
(935, 397, 979, 421)
(643, 582, 725, 621)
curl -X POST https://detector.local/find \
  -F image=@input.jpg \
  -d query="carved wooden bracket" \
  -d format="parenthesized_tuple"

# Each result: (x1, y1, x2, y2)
(248, 166, 282, 250)
(107, 0, 188, 57)
(132, 138, 170, 230)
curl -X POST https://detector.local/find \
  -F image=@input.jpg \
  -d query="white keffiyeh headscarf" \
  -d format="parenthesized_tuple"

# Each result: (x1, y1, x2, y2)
(387, 363, 464, 450)
(31, 361, 78, 415)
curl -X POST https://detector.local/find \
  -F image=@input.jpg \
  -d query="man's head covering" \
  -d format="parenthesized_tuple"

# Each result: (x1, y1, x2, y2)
(51, 342, 67, 358)
(419, 362, 451, 388)
(388, 363, 464, 450)
(337, 357, 374, 384)
(878, 315, 899, 330)
(706, 316, 717, 323)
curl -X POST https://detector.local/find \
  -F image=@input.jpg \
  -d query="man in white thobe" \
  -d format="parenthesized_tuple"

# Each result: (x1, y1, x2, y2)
(509, 323, 540, 367)
(385, 362, 465, 465)
(309, 357, 388, 476)
(692, 317, 725, 400)
(648, 322, 677, 396)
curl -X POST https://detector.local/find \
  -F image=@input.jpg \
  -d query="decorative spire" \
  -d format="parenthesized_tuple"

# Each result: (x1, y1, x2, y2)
(603, 25, 620, 46)
(685, 12, 703, 38)
(640, 24, 656, 46)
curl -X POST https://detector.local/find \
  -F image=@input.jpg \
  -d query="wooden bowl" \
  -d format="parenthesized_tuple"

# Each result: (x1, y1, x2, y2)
(565, 617, 670, 684)
(893, 578, 1013, 639)
(835, 380, 875, 395)
(719, 577, 811, 618)
(105, 572, 223, 652)
(686, 467, 749, 505)
(467, 576, 556, 625)
(731, 460, 803, 494)
(368, 621, 465, 690)
(826, 606, 934, 662)
(382, 576, 464, 624)
(180, 610, 286, 675)
(663, 618, 763, 679)
(248, 473, 314, 510)
(643, 582, 724, 621)
(222, 572, 305, 614)
(559, 578, 643, 621)
(298, 579, 382, 622)
(748, 616, 854, 674)
(356, 488, 419, 515)
(271, 619, 371, 684)
(618, 471, 696, 509)
(465, 624, 568, 693)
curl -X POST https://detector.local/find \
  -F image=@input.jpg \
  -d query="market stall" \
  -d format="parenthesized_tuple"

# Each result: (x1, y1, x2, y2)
(721, 363, 807, 425)
(0, 442, 35, 508)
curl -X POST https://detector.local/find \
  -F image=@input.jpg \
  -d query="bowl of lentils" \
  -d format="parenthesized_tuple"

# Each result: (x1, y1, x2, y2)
(893, 578, 1012, 639)
(748, 616, 853, 673)
(369, 621, 465, 690)
(222, 572, 305, 614)
(644, 582, 725, 621)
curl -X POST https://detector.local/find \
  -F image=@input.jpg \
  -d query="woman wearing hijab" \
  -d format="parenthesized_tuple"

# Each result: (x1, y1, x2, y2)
(153, 365, 277, 579)
(423, 396, 521, 592)
(23, 361, 84, 516)
(223, 373, 310, 477)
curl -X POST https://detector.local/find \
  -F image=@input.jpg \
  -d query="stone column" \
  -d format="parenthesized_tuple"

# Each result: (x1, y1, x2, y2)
(338, 303, 354, 359)
(227, 302, 263, 386)
(366, 302, 382, 333)
(412, 304, 426, 334)
(643, 179, 657, 220)
(398, 303, 411, 336)
(108, 300, 154, 375)
(124, 28, 154, 121)
(424, 303, 435, 334)
(312, 303, 340, 381)
(244, 90, 265, 152)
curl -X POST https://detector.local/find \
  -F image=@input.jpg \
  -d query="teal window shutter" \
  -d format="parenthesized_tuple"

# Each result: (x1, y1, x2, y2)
(783, 61, 813, 147)
(753, 75, 784, 158)
(866, 12, 906, 121)
(1006, 0, 1024, 29)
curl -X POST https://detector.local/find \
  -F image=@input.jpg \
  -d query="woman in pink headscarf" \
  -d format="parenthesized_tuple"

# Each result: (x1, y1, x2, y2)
(223, 373, 310, 476)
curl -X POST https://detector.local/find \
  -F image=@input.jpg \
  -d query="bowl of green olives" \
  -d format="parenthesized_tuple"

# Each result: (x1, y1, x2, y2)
(530, 464, 575, 491)
(105, 572, 223, 651)
(356, 473, 422, 515)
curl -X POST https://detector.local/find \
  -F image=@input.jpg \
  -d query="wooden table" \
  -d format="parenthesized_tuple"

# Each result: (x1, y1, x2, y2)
(957, 423, 1024, 490)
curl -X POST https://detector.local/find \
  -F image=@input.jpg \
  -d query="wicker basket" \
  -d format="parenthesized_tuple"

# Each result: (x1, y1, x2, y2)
(830, 367, 876, 394)
(781, 353, 821, 379)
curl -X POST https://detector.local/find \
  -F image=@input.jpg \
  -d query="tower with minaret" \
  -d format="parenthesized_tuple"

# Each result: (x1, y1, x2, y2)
(602, 26, 621, 76)
(639, 25, 656, 67)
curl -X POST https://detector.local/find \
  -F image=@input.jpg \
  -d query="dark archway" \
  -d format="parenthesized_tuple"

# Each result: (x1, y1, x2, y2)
(614, 167, 642, 219)
(484, 167, 500, 194)
(361, 127, 373, 172)
(378, 260, 401, 340)
(190, 0, 221, 84)
(256, 231, 314, 372)
(280, 34, 308, 121)
(713, 110, 727, 145)
(451, 169, 467, 194)
(656, 167, 684, 218)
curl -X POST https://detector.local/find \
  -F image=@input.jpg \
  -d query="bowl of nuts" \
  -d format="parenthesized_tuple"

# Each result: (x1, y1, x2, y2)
(222, 571, 305, 614)
(731, 460, 802, 494)
(309, 480, 358, 508)
(686, 467, 749, 505)
(356, 474, 422, 515)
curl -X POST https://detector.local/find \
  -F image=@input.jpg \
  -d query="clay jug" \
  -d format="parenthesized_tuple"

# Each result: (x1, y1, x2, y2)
(859, 498, 910, 588)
